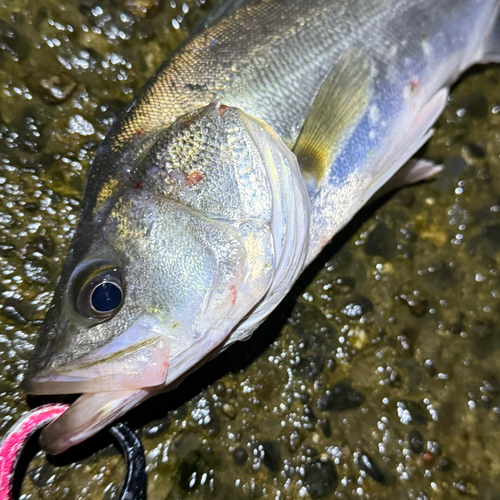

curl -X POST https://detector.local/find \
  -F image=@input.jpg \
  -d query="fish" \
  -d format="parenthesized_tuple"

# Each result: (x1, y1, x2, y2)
(21, 0, 500, 454)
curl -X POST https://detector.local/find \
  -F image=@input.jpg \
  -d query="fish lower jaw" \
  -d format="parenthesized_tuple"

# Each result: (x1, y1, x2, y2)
(39, 388, 157, 455)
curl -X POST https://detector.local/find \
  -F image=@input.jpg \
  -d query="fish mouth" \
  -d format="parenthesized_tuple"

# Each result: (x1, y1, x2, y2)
(23, 323, 170, 455)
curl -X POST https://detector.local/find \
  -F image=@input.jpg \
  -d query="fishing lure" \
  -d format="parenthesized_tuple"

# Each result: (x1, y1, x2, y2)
(0, 406, 146, 500)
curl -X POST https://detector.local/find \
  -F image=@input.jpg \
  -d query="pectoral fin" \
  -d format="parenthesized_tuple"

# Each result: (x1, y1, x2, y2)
(371, 159, 442, 202)
(294, 47, 374, 187)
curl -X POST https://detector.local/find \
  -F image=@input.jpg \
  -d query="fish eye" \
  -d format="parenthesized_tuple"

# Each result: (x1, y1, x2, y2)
(91, 282, 122, 312)
(72, 264, 124, 320)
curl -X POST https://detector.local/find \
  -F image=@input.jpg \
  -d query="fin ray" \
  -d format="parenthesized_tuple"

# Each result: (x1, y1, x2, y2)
(294, 48, 374, 186)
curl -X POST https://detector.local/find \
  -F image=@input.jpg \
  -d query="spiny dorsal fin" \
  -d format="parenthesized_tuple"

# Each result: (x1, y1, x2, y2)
(294, 47, 374, 187)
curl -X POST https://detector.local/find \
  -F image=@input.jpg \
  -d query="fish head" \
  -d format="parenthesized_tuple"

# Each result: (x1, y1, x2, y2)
(23, 101, 310, 454)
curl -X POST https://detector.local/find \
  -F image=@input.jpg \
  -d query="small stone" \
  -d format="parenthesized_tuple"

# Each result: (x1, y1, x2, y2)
(301, 458, 338, 499)
(318, 418, 331, 438)
(317, 382, 365, 411)
(0, 244, 15, 257)
(213, 381, 226, 396)
(294, 354, 325, 381)
(232, 447, 248, 466)
(178, 450, 210, 492)
(453, 478, 477, 495)
(436, 156, 467, 194)
(303, 405, 317, 430)
(426, 440, 441, 456)
(30, 236, 55, 257)
(419, 262, 455, 290)
(125, 0, 158, 17)
(462, 143, 485, 158)
(191, 396, 220, 436)
(255, 441, 281, 473)
(15, 107, 48, 153)
(0, 20, 29, 60)
(38, 72, 77, 103)
(29, 463, 55, 487)
(355, 452, 385, 484)
(94, 99, 126, 128)
(141, 415, 171, 438)
(436, 457, 454, 472)
(481, 375, 500, 396)
(3, 298, 36, 323)
(341, 296, 373, 319)
(365, 223, 397, 260)
(400, 293, 427, 318)
(469, 319, 500, 359)
(397, 400, 427, 425)
(457, 91, 489, 119)
(409, 430, 424, 453)
(326, 358, 336, 371)
(221, 403, 237, 419)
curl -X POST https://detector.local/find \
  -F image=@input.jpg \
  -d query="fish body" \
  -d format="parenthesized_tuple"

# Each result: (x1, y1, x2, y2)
(23, 0, 500, 453)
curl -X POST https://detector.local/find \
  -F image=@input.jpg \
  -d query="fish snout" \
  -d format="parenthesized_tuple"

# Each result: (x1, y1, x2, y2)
(22, 321, 170, 455)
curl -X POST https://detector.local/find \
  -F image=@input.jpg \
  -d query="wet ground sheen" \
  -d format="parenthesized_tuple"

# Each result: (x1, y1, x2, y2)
(1, 1, 500, 499)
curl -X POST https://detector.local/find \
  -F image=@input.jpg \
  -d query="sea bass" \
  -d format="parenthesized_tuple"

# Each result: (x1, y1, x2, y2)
(22, 0, 500, 454)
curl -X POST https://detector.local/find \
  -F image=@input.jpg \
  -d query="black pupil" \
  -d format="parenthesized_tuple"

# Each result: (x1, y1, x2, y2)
(91, 282, 122, 312)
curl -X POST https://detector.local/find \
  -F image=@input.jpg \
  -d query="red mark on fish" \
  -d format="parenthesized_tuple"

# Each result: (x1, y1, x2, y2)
(185, 170, 204, 185)
(230, 285, 238, 305)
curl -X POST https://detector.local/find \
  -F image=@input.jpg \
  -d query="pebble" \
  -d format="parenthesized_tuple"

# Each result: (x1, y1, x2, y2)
(221, 403, 237, 419)
(341, 296, 373, 319)
(355, 452, 386, 484)
(469, 319, 500, 359)
(178, 450, 210, 492)
(294, 354, 325, 381)
(397, 400, 428, 425)
(141, 416, 171, 438)
(436, 156, 467, 194)
(400, 293, 427, 318)
(15, 107, 48, 154)
(29, 463, 55, 488)
(301, 458, 338, 499)
(38, 72, 77, 104)
(318, 418, 331, 438)
(317, 382, 365, 411)
(364, 222, 397, 260)
(29, 236, 55, 257)
(254, 441, 281, 473)
(409, 429, 424, 453)
(436, 457, 454, 472)
(456, 91, 489, 119)
(0, 19, 29, 60)
(462, 143, 486, 158)
(3, 297, 36, 323)
(232, 447, 248, 466)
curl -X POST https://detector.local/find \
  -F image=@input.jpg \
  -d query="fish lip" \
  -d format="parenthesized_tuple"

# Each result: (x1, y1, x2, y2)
(23, 320, 171, 454)
(39, 388, 160, 455)
(23, 321, 171, 396)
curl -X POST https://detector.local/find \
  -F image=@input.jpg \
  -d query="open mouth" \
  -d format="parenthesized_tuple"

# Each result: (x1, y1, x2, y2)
(23, 324, 170, 455)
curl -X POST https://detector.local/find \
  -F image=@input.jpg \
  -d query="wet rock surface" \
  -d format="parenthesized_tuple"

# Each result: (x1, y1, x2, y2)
(0, 1, 499, 500)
